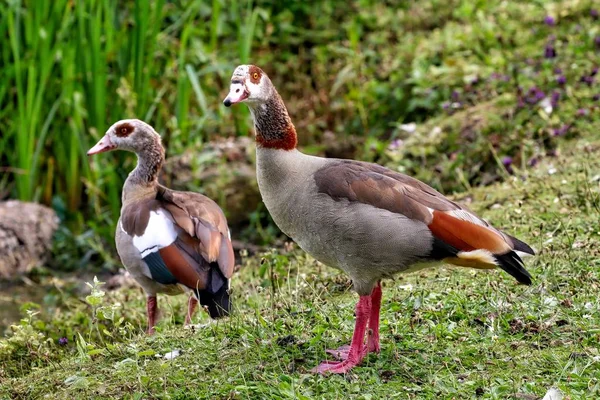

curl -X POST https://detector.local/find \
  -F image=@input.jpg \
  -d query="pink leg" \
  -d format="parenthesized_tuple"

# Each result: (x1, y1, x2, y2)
(185, 296, 198, 325)
(312, 295, 372, 374)
(326, 282, 383, 360)
(146, 295, 157, 335)
(367, 281, 382, 353)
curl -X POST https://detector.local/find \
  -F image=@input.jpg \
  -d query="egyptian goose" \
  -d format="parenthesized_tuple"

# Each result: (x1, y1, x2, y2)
(223, 65, 534, 374)
(87, 119, 234, 334)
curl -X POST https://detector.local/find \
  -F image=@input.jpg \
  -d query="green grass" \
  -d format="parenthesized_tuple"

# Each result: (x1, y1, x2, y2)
(2, 133, 600, 398)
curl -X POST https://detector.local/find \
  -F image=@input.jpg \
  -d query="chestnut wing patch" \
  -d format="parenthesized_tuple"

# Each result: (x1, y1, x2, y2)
(428, 210, 510, 254)
(142, 241, 225, 294)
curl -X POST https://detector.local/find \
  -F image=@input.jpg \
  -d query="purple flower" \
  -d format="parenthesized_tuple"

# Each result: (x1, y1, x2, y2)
(451, 90, 460, 101)
(553, 125, 571, 136)
(557, 75, 566, 85)
(550, 91, 560, 108)
(58, 337, 68, 346)
(442, 102, 451, 111)
(525, 87, 546, 104)
(593, 94, 600, 101)
(388, 139, 403, 151)
(580, 75, 595, 86)
(591, 9, 599, 20)
(554, 67, 563, 74)
(501, 156, 514, 174)
(544, 44, 557, 59)
(591, 67, 598, 77)
(544, 16, 556, 26)
(576, 108, 589, 116)
(527, 157, 539, 167)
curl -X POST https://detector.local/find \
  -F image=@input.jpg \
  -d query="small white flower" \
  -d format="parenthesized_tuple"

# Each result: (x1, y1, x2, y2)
(399, 122, 417, 133)
(540, 97, 553, 114)
(164, 350, 182, 360)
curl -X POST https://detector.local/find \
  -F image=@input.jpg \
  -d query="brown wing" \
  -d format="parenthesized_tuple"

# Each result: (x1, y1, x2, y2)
(120, 198, 162, 236)
(157, 184, 235, 279)
(314, 160, 533, 256)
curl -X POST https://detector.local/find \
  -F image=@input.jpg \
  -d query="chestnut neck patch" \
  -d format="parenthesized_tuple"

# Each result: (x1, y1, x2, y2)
(253, 94, 298, 151)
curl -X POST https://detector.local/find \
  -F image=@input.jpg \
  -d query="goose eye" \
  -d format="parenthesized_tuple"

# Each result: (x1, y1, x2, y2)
(120, 128, 128, 135)
(252, 72, 259, 80)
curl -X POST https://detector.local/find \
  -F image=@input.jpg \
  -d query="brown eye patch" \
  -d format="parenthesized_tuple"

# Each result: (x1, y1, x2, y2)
(248, 66, 262, 84)
(115, 122, 134, 137)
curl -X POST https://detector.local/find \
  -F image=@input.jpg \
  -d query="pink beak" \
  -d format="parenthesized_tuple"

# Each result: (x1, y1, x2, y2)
(87, 134, 116, 155)
(223, 81, 249, 107)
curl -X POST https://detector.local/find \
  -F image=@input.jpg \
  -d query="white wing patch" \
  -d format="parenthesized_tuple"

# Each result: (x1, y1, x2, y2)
(130, 209, 179, 257)
(447, 209, 488, 226)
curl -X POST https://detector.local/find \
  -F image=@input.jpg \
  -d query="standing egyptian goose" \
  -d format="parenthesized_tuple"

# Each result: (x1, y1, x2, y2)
(223, 65, 534, 374)
(87, 119, 234, 334)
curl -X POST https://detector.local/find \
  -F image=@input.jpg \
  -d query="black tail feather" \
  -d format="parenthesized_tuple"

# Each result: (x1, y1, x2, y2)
(195, 264, 231, 319)
(505, 234, 535, 255)
(494, 251, 533, 285)
(197, 282, 231, 319)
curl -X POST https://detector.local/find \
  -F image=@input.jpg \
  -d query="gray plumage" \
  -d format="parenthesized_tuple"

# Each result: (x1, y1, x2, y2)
(257, 148, 435, 295)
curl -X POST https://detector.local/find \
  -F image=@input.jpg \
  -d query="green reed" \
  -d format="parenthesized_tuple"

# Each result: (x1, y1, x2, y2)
(0, 0, 260, 253)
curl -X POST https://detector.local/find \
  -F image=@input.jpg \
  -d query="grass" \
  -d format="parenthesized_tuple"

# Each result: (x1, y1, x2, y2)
(1, 132, 600, 398)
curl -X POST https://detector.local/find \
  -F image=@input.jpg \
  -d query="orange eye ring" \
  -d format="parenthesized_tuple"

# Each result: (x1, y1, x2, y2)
(252, 72, 259, 80)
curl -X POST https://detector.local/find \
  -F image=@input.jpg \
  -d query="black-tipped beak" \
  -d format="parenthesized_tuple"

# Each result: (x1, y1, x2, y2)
(223, 81, 248, 107)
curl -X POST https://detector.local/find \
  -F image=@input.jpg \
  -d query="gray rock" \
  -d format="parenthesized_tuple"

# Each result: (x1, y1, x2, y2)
(0, 201, 58, 279)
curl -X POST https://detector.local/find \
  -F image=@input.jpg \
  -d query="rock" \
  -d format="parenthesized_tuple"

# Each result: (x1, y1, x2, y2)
(0, 201, 59, 279)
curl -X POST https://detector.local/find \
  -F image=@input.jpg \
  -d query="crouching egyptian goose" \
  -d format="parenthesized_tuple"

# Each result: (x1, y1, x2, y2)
(87, 119, 234, 334)
(223, 65, 534, 373)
